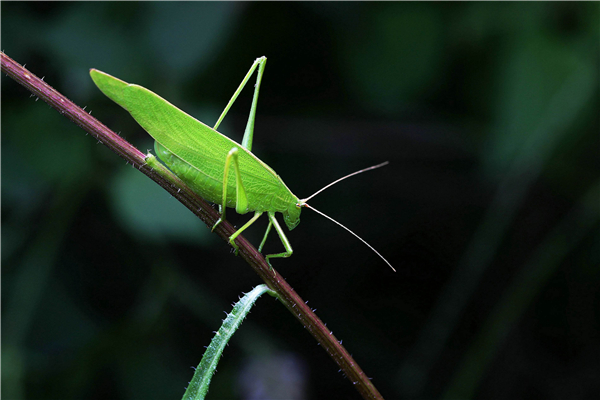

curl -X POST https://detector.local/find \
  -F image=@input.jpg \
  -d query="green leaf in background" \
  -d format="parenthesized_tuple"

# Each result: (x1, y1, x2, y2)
(109, 159, 213, 245)
(485, 31, 595, 175)
(338, 3, 444, 114)
(147, 2, 241, 81)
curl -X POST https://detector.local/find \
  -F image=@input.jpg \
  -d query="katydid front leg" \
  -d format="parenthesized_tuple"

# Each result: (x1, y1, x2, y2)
(263, 212, 293, 266)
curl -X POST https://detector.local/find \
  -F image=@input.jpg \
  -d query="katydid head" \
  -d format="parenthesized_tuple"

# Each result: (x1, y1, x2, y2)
(283, 202, 302, 231)
(296, 161, 395, 272)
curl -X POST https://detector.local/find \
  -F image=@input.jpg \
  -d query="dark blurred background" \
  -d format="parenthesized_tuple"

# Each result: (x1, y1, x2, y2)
(2, 2, 599, 399)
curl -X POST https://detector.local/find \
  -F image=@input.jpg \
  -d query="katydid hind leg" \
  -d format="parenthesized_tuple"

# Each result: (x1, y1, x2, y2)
(241, 57, 266, 152)
(213, 57, 261, 131)
(213, 57, 267, 153)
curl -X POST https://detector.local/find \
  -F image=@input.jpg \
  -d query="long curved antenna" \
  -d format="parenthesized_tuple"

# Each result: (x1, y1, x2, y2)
(301, 203, 396, 272)
(301, 161, 389, 203)
(298, 161, 394, 271)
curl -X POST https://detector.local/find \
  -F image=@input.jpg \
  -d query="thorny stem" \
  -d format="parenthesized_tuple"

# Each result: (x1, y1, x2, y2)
(1, 51, 385, 400)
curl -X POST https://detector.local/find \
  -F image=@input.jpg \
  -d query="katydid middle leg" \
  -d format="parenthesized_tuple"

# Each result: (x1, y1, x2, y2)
(228, 211, 263, 255)
(212, 147, 248, 231)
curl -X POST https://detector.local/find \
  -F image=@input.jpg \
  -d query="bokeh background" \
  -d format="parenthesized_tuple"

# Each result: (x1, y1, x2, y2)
(2, 2, 599, 399)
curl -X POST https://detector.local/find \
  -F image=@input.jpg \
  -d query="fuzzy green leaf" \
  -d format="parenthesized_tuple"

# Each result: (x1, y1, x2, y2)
(182, 284, 276, 400)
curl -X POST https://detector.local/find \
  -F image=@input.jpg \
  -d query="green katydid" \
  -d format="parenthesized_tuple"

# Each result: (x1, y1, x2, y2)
(90, 56, 395, 271)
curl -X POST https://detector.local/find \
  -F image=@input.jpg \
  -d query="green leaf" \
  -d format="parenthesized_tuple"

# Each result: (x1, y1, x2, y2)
(182, 285, 276, 400)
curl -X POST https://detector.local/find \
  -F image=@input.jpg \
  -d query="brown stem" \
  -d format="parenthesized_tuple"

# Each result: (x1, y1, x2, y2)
(1, 51, 385, 400)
